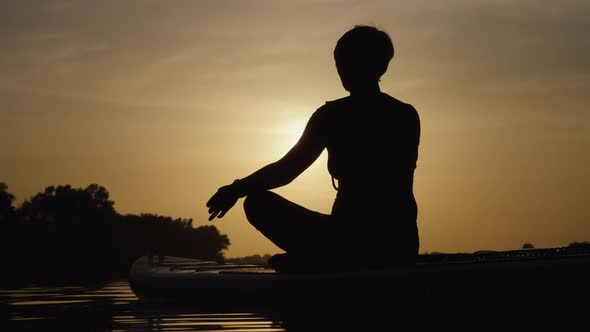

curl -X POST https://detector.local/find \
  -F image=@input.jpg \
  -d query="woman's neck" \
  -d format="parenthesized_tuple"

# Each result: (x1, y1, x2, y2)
(349, 82, 381, 97)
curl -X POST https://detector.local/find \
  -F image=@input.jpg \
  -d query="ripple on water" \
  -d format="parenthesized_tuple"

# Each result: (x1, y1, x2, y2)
(0, 281, 286, 331)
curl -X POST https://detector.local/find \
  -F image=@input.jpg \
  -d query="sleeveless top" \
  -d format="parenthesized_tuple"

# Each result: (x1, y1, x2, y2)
(309, 92, 420, 254)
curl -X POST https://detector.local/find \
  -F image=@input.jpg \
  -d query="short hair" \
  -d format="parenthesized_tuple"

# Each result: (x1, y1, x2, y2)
(334, 25, 394, 79)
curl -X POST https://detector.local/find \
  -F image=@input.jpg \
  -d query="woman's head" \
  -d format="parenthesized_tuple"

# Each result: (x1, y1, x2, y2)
(334, 25, 394, 92)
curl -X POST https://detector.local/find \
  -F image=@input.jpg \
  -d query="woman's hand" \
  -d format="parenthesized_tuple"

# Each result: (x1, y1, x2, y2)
(206, 183, 240, 221)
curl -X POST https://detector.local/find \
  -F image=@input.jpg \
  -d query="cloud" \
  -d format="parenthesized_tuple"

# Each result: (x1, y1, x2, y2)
(1, 0, 589, 109)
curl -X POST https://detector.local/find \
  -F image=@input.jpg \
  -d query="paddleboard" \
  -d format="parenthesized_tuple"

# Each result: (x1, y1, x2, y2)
(129, 247, 590, 307)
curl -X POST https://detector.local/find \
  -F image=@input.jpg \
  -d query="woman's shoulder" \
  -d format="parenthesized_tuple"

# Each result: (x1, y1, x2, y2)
(310, 96, 351, 121)
(313, 93, 418, 120)
(321, 93, 415, 110)
(381, 93, 416, 110)
(381, 93, 420, 122)
(320, 96, 352, 110)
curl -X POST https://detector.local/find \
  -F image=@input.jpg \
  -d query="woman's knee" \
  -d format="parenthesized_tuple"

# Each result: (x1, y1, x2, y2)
(243, 190, 277, 227)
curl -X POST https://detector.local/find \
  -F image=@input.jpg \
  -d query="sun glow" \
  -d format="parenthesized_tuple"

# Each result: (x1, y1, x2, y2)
(266, 106, 311, 155)
(281, 118, 307, 150)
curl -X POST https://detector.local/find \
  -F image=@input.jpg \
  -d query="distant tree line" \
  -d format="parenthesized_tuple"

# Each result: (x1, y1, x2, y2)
(521, 242, 590, 250)
(0, 182, 229, 285)
(420, 241, 590, 256)
(226, 254, 273, 266)
(567, 241, 590, 248)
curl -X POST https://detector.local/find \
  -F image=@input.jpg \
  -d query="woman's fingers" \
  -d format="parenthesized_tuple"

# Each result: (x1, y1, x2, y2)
(210, 199, 236, 220)
(216, 199, 234, 219)
(206, 187, 239, 221)
(206, 187, 227, 208)
(206, 193, 218, 208)
(208, 201, 229, 221)
(208, 208, 220, 221)
(217, 207, 229, 218)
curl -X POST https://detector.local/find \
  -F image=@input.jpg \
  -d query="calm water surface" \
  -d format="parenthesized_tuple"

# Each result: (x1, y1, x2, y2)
(2, 281, 421, 331)
(1, 280, 587, 331)
(0, 281, 289, 332)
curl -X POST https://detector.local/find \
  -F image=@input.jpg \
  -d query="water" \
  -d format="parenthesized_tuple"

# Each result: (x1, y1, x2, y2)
(1, 281, 415, 331)
(1, 280, 588, 331)
(0, 281, 287, 331)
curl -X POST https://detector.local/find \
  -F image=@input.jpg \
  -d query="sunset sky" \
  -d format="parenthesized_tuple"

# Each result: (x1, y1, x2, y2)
(1, 0, 589, 257)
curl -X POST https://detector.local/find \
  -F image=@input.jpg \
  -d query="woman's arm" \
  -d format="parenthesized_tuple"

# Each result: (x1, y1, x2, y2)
(206, 109, 326, 220)
(236, 111, 326, 194)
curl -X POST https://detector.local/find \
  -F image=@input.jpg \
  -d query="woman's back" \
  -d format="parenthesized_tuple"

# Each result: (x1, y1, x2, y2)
(321, 93, 420, 188)
(313, 92, 419, 214)
(316, 92, 420, 259)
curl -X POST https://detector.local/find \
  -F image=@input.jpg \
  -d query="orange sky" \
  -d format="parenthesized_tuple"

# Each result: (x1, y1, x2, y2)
(1, 1, 589, 257)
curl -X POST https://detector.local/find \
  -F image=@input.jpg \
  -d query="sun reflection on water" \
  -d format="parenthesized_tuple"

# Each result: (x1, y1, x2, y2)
(0, 281, 285, 331)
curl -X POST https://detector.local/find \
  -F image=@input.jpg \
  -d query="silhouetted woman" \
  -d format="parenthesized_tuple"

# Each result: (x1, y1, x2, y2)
(207, 25, 420, 271)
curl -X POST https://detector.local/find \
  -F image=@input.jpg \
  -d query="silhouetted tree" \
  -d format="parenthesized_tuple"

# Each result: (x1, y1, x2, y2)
(1, 183, 231, 284)
(19, 184, 116, 225)
(0, 182, 15, 223)
(226, 254, 272, 266)
(0, 183, 18, 281)
(119, 213, 229, 263)
(522, 243, 535, 249)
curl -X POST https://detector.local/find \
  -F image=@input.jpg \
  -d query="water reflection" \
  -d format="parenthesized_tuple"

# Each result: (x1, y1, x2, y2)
(0, 281, 285, 331)
(112, 313, 283, 332)
(1, 281, 587, 331)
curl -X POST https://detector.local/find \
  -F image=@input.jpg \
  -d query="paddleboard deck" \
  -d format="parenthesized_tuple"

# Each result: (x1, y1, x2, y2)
(129, 248, 590, 306)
